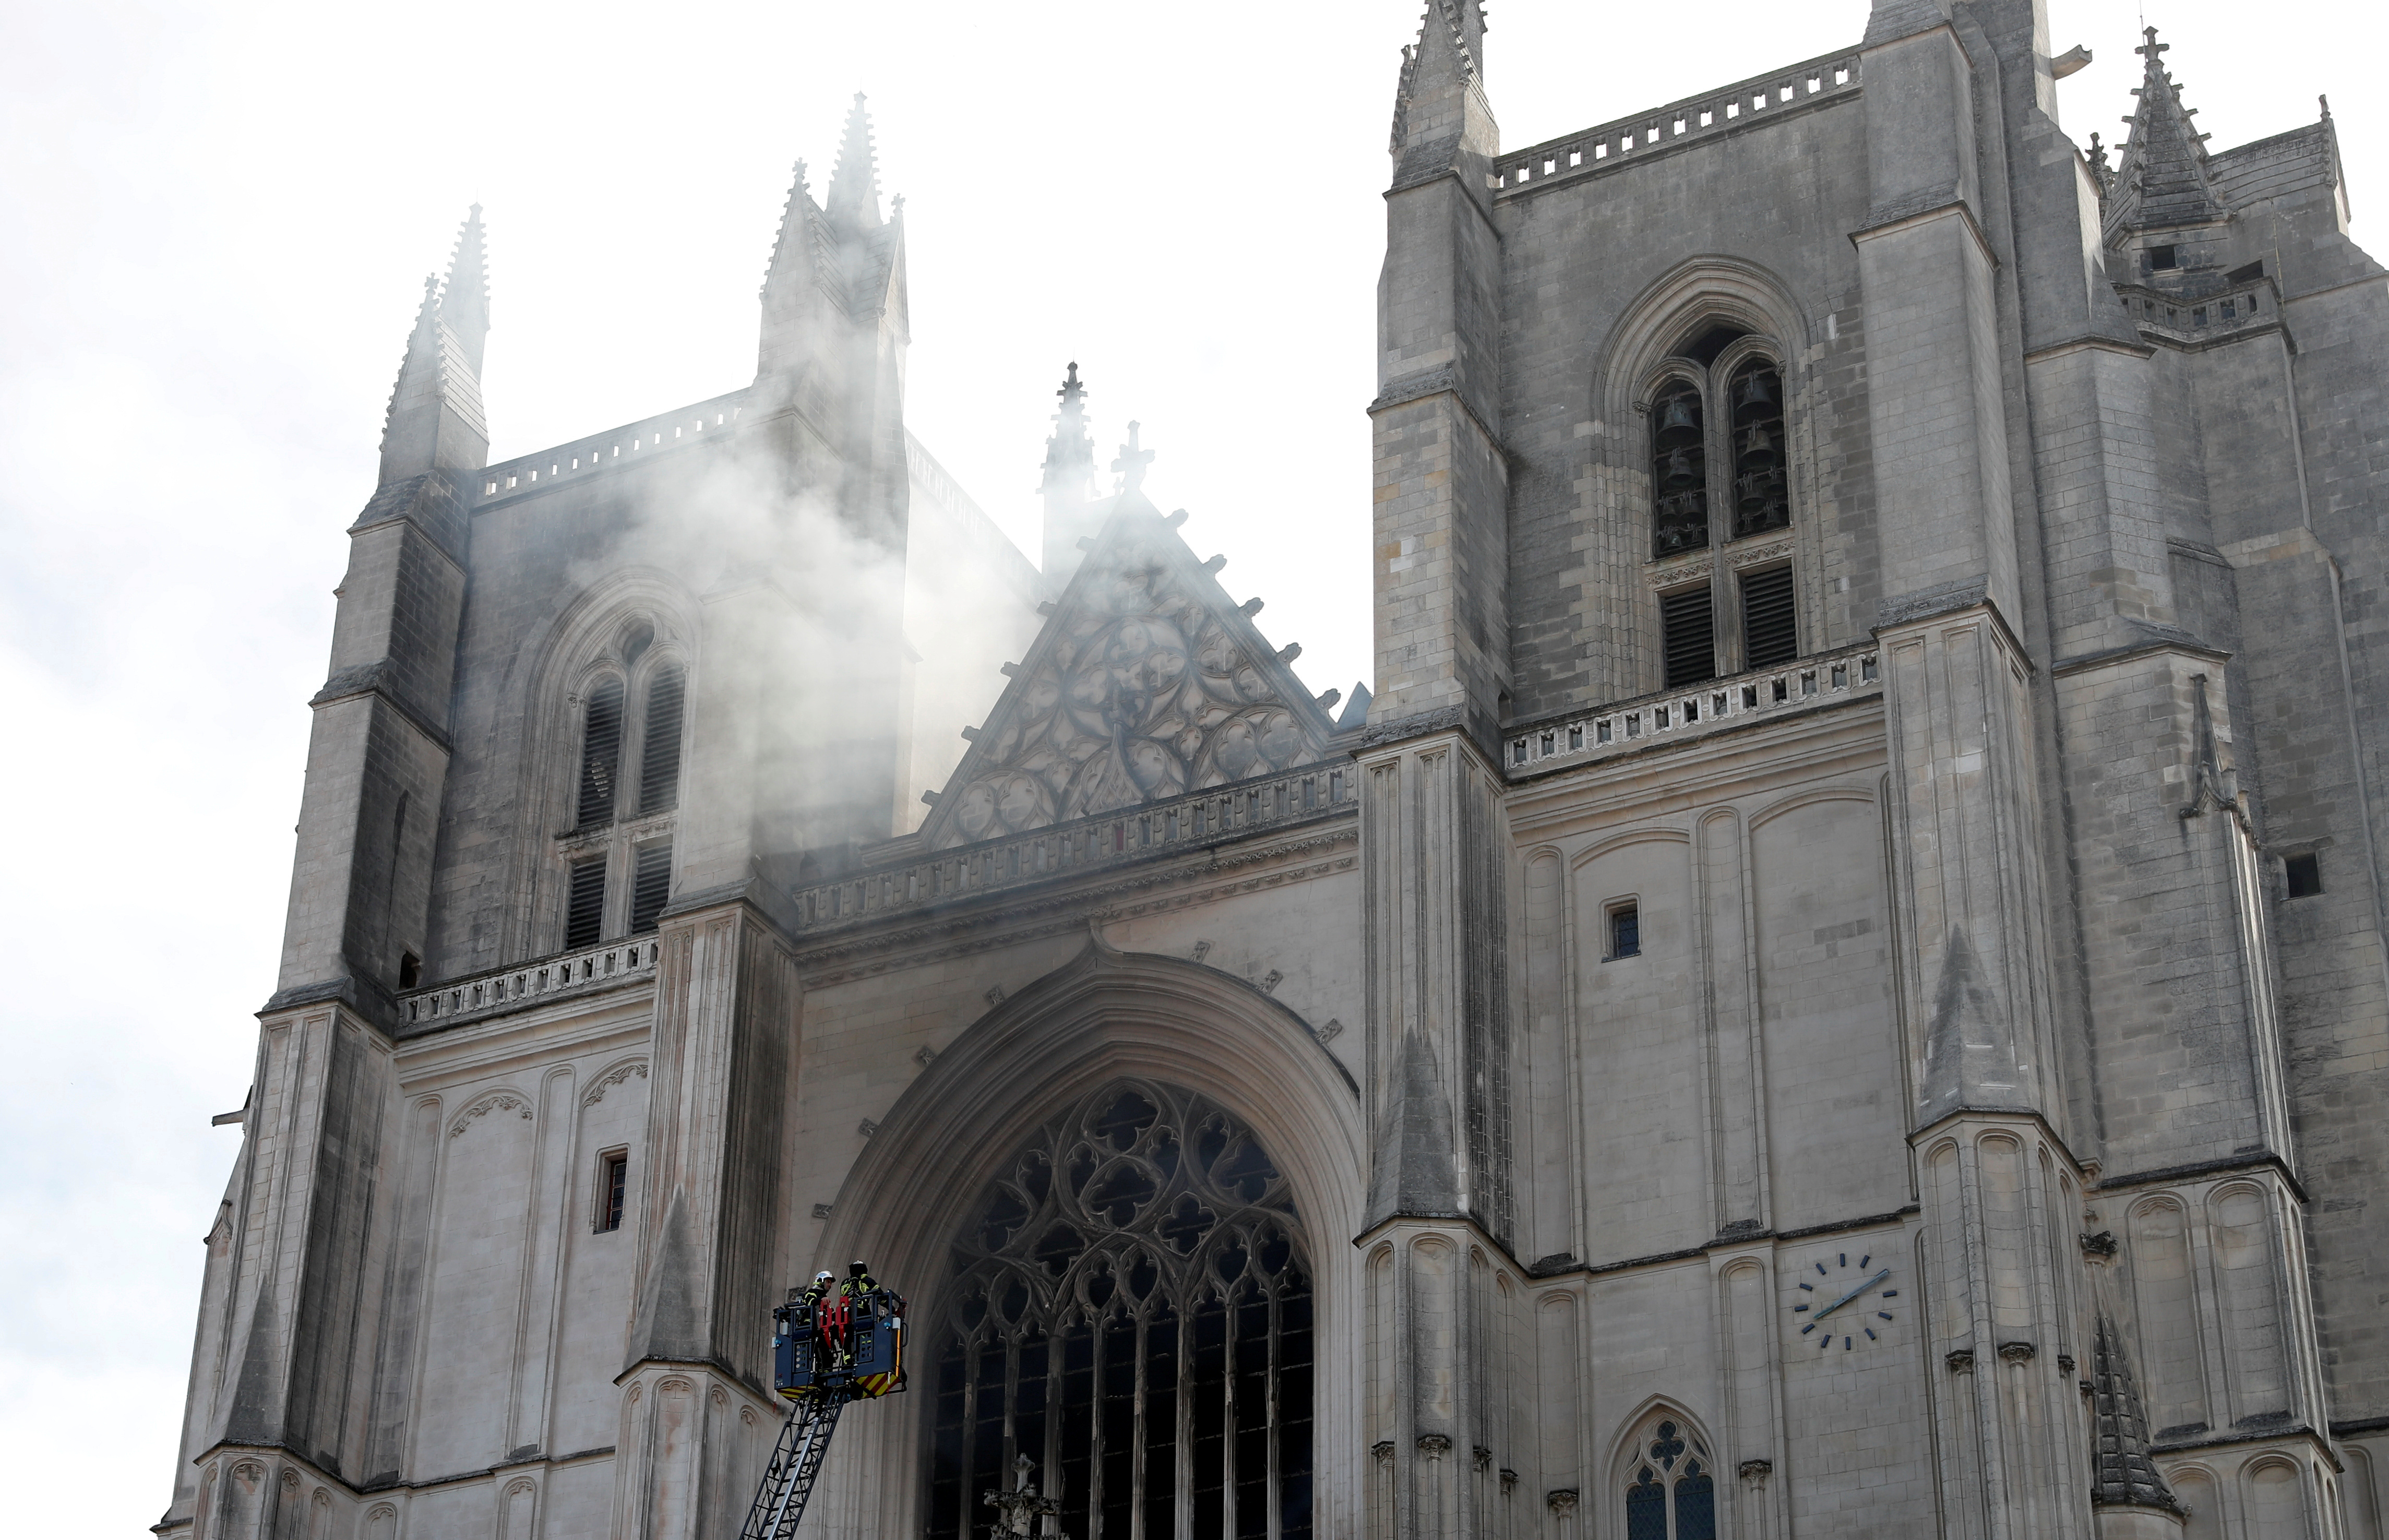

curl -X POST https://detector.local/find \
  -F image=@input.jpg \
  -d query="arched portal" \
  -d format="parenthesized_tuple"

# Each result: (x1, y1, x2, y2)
(924, 1079, 1315, 1539)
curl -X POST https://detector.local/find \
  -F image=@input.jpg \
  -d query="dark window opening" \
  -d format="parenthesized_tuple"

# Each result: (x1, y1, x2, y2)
(397, 951, 422, 990)
(1609, 904, 1641, 960)
(565, 859, 607, 949)
(1650, 381, 1709, 557)
(2147, 244, 2178, 271)
(629, 841, 674, 935)
(926, 1083, 1313, 1540)
(1727, 361, 1788, 539)
(637, 664, 686, 815)
(2285, 852, 2323, 899)
(1661, 587, 1715, 687)
(2227, 260, 2266, 283)
(598, 1151, 629, 1232)
(577, 677, 625, 829)
(1741, 566, 1799, 668)
(1681, 323, 1749, 366)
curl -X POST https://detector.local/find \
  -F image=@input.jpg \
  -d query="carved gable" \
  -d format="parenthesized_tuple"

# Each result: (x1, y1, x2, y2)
(921, 501, 1334, 850)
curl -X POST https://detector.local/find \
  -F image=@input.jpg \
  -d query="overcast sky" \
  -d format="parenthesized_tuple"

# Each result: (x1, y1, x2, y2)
(1, 1, 2372, 1530)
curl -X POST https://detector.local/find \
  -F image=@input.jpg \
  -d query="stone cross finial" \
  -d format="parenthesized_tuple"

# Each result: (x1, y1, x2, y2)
(1112, 421, 1154, 494)
(983, 1454, 1059, 1536)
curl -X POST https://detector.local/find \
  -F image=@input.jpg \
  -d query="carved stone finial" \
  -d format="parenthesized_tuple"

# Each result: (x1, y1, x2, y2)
(2320, 93, 2332, 120)
(1112, 421, 1155, 495)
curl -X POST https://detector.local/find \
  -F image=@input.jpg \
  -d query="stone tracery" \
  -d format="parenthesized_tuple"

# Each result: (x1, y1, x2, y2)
(933, 530, 1327, 849)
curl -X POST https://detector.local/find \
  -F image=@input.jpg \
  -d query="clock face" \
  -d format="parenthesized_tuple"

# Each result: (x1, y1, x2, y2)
(1791, 1249, 1897, 1351)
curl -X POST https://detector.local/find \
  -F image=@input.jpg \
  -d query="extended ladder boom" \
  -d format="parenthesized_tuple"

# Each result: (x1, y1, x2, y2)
(739, 1391, 849, 1540)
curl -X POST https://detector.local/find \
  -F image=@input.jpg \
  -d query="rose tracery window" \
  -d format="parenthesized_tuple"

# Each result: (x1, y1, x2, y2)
(926, 1082, 1314, 1539)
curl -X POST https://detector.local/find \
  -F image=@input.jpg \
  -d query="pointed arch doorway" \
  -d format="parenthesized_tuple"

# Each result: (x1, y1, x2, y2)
(923, 1079, 1316, 1539)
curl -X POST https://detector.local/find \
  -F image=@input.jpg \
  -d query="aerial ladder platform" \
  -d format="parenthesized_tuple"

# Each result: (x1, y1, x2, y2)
(737, 1261, 907, 1540)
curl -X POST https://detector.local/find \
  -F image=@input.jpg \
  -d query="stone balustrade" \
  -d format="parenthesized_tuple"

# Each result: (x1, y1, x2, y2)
(789, 764, 1357, 930)
(1495, 50, 1862, 195)
(399, 936, 662, 1028)
(1506, 641, 1882, 777)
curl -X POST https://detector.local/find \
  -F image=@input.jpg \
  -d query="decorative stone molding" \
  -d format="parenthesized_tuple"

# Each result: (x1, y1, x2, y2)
(2058, 1354, 2076, 1374)
(1739, 1458, 1774, 1482)
(811, 1203, 834, 1220)
(2081, 1229, 2119, 1259)
(583, 1059, 648, 1105)
(1473, 1445, 1492, 1471)
(1726, 538, 1796, 570)
(1647, 554, 1716, 591)
(1417, 1434, 1452, 1460)
(1547, 1488, 1580, 1516)
(1947, 1349, 1976, 1374)
(857, 1119, 879, 1138)
(984, 984, 1006, 1007)
(1371, 1440, 1396, 1466)
(450, 1091, 532, 1137)
(1499, 1467, 1519, 1496)
(1998, 1341, 2038, 1365)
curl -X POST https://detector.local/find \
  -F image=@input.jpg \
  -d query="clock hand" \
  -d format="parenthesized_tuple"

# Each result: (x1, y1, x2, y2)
(1811, 1268, 1890, 1323)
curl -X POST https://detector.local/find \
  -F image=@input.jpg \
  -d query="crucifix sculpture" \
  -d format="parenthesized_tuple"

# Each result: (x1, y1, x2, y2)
(982, 1453, 1060, 1537)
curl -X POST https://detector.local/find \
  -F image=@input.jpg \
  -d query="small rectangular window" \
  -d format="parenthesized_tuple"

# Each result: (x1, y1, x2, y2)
(629, 841, 674, 934)
(1742, 566, 1798, 668)
(2147, 244, 2178, 271)
(397, 951, 422, 990)
(1608, 904, 1641, 960)
(2285, 852, 2323, 899)
(597, 1150, 629, 1232)
(1661, 587, 1716, 688)
(565, 859, 607, 949)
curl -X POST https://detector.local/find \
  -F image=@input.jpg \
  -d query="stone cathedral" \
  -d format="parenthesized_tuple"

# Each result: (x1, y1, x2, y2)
(161, 2, 2389, 1537)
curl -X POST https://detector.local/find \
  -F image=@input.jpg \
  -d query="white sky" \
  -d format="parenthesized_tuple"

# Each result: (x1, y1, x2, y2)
(0, 1, 2372, 1529)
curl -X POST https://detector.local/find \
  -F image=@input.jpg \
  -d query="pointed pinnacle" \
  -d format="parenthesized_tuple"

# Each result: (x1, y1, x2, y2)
(826, 90, 882, 230)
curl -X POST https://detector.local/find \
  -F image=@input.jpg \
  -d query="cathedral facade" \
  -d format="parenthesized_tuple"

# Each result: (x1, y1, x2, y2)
(162, 3, 2389, 1537)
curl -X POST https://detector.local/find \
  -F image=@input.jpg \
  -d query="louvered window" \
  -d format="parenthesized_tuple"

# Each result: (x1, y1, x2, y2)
(1650, 380, 1709, 557)
(577, 678, 625, 829)
(1741, 566, 1797, 668)
(926, 1082, 1314, 1540)
(628, 841, 673, 935)
(1661, 588, 1715, 688)
(564, 859, 606, 949)
(1727, 361, 1788, 539)
(637, 664, 685, 816)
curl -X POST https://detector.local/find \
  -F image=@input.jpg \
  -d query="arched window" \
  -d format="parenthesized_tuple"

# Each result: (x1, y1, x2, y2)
(576, 677, 625, 830)
(1643, 331, 1800, 685)
(1620, 1414, 1716, 1540)
(1649, 380, 1708, 557)
(1726, 360, 1787, 540)
(925, 1081, 1314, 1540)
(637, 664, 686, 816)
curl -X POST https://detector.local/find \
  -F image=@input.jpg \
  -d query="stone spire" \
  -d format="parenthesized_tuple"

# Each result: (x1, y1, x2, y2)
(2109, 27, 2224, 233)
(2090, 1314, 2185, 1516)
(377, 211, 490, 487)
(826, 92, 882, 231)
(437, 203, 490, 376)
